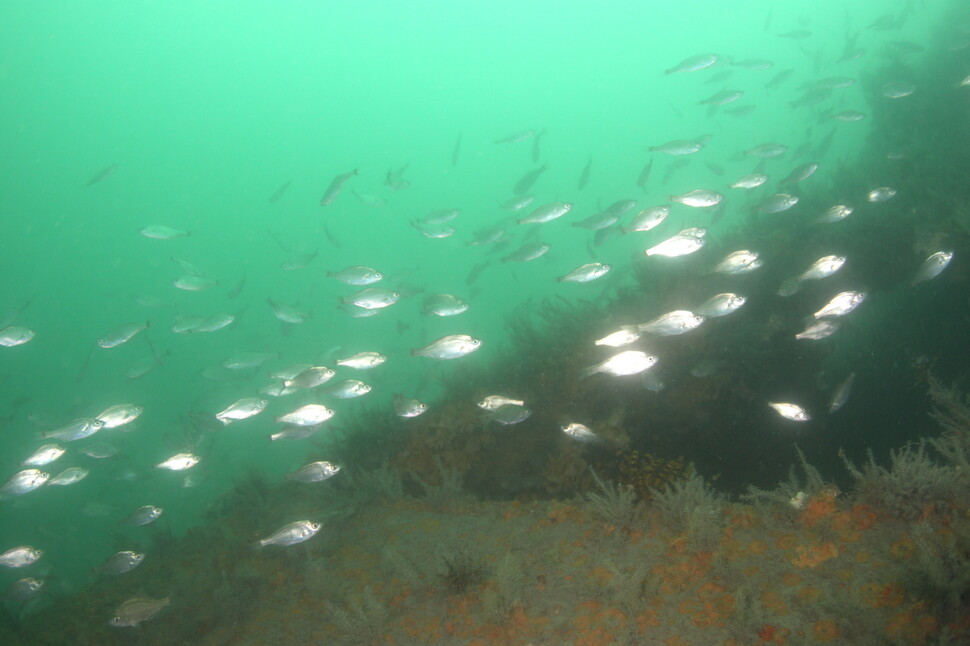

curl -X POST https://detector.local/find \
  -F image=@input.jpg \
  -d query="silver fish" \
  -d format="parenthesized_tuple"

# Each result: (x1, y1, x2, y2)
(478, 395, 525, 411)
(581, 350, 657, 378)
(96, 404, 142, 429)
(173, 275, 218, 291)
(394, 394, 428, 418)
(411, 334, 482, 360)
(501, 195, 535, 211)
(489, 404, 531, 425)
(624, 206, 669, 233)
(109, 597, 170, 627)
(781, 162, 818, 184)
(758, 193, 798, 214)
(422, 293, 470, 316)
(828, 373, 856, 413)
(730, 173, 768, 189)
(139, 225, 189, 240)
(22, 444, 64, 467)
(223, 351, 277, 370)
(320, 169, 358, 206)
(5, 577, 44, 603)
(745, 142, 787, 158)
(98, 551, 145, 575)
(0, 469, 49, 497)
(699, 89, 743, 105)
(327, 265, 383, 285)
(325, 379, 371, 399)
(286, 461, 341, 483)
(277, 404, 335, 426)
(867, 187, 896, 203)
(336, 352, 387, 369)
(795, 320, 841, 340)
(912, 251, 953, 285)
(43, 417, 104, 442)
(645, 232, 705, 257)
(670, 188, 723, 207)
(258, 520, 321, 547)
(814, 291, 867, 318)
(558, 262, 611, 283)
(47, 466, 89, 486)
(0, 546, 43, 568)
(638, 310, 705, 336)
(122, 505, 163, 526)
(270, 423, 322, 442)
(649, 139, 705, 155)
(502, 241, 550, 262)
(594, 326, 640, 347)
(341, 287, 400, 310)
(832, 110, 866, 122)
(267, 299, 309, 324)
(664, 53, 719, 74)
(562, 422, 599, 443)
(518, 201, 572, 224)
(216, 398, 268, 425)
(195, 313, 235, 333)
(284, 366, 336, 390)
(768, 402, 810, 422)
(155, 453, 200, 471)
(798, 255, 846, 281)
(818, 204, 853, 223)
(98, 321, 149, 349)
(713, 250, 762, 274)
(0, 326, 35, 347)
(695, 293, 746, 318)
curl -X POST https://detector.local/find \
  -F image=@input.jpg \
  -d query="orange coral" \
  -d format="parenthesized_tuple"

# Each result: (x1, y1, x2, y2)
(791, 541, 839, 568)
(890, 536, 915, 559)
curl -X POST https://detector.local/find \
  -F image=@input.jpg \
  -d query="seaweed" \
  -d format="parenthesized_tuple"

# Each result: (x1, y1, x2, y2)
(651, 472, 728, 549)
(481, 552, 525, 624)
(325, 586, 388, 646)
(584, 467, 641, 528)
(905, 519, 970, 625)
(437, 549, 489, 594)
(743, 446, 827, 516)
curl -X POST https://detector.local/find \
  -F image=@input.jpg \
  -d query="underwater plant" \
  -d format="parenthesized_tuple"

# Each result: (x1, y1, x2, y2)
(651, 472, 728, 550)
(437, 549, 489, 594)
(325, 586, 388, 646)
(584, 467, 641, 528)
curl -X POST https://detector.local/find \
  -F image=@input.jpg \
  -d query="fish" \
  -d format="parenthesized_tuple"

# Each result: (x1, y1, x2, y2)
(664, 53, 719, 74)
(122, 505, 164, 526)
(562, 423, 600, 443)
(670, 189, 723, 207)
(0, 326, 35, 347)
(518, 201, 572, 224)
(286, 461, 341, 483)
(730, 173, 768, 189)
(0, 546, 43, 568)
(645, 231, 706, 257)
(636, 159, 653, 191)
(649, 139, 705, 155)
(581, 350, 657, 378)
(267, 299, 309, 324)
(21, 444, 65, 467)
(695, 293, 746, 318)
(699, 89, 744, 105)
(85, 163, 119, 187)
(795, 320, 841, 340)
(281, 252, 319, 271)
(139, 225, 190, 240)
(42, 417, 105, 442)
(489, 404, 531, 425)
(501, 195, 535, 211)
(98, 551, 145, 575)
(324, 379, 372, 399)
(814, 291, 867, 318)
(98, 321, 149, 349)
(341, 287, 400, 310)
(412, 334, 482, 360)
(270, 424, 322, 442)
(394, 394, 428, 418)
(385, 164, 410, 190)
(638, 310, 706, 336)
(828, 373, 856, 413)
(269, 180, 291, 203)
(173, 275, 218, 291)
(156, 453, 200, 471)
(259, 520, 322, 547)
(744, 142, 788, 158)
(5, 577, 44, 603)
(223, 351, 278, 370)
(558, 263, 611, 283)
(867, 187, 896, 203)
(96, 403, 142, 429)
(216, 398, 268, 425)
(327, 265, 383, 285)
(881, 82, 915, 99)
(594, 326, 640, 347)
(109, 597, 170, 627)
(495, 129, 536, 144)
(912, 251, 954, 285)
(768, 402, 810, 422)
(624, 206, 669, 233)
(798, 255, 846, 281)
(276, 404, 335, 426)
(831, 110, 866, 122)
(284, 366, 336, 390)
(713, 250, 762, 274)
(780, 162, 819, 184)
(818, 204, 853, 223)
(478, 395, 525, 411)
(336, 352, 387, 369)
(47, 466, 89, 486)
(765, 68, 794, 89)
(513, 165, 547, 195)
(758, 193, 799, 214)
(503, 241, 550, 263)
(451, 134, 461, 166)
(320, 169, 358, 206)
(352, 190, 387, 207)
(423, 293, 470, 316)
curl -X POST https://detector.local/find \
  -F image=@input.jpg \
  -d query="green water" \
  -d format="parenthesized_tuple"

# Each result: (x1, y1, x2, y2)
(1, 0, 966, 636)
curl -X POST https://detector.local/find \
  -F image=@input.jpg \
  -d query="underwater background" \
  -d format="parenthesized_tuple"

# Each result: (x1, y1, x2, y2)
(2, 0, 970, 643)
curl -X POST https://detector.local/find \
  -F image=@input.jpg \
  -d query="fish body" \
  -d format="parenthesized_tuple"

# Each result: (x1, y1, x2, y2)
(730, 173, 768, 189)
(558, 262, 611, 283)
(478, 395, 525, 411)
(423, 293, 470, 316)
(513, 165, 547, 195)
(325, 379, 372, 399)
(320, 169, 358, 206)
(267, 299, 309, 324)
(22, 444, 64, 467)
(216, 398, 268, 425)
(139, 225, 189, 240)
(624, 206, 669, 233)
(109, 597, 170, 627)
(745, 142, 787, 158)
(96, 404, 142, 429)
(828, 373, 856, 413)
(490, 404, 531, 425)
(795, 320, 841, 340)
(336, 352, 387, 369)
(518, 201, 572, 224)
(832, 110, 866, 122)
(867, 187, 896, 202)
(582, 350, 657, 377)
(0, 326, 35, 347)
(156, 453, 200, 471)
(649, 139, 705, 155)
(259, 520, 321, 547)
(394, 394, 428, 418)
(819, 204, 853, 223)
(1, 469, 49, 496)
(713, 250, 762, 274)
(342, 287, 400, 310)
(47, 466, 89, 486)
(412, 334, 482, 359)
(98, 321, 149, 348)
(286, 461, 341, 483)
(562, 423, 599, 442)
(665, 53, 719, 74)
(670, 189, 723, 207)
(284, 366, 336, 390)
(98, 551, 144, 575)
(695, 293, 746, 318)
(768, 402, 810, 422)
(43, 417, 104, 442)
(277, 404, 335, 426)
(814, 291, 866, 318)
(781, 163, 818, 184)
(912, 251, 954, 284)
(594, 325, 641, 347)
(502, 241, 550, 263)
(0, 546, 43, 568)
(759, 193, 798, 214)
(645, 232, 705, 257)
(639, 310, 705, 336)
(173, 275, 218, 291)
(798, 255, 846, 281)
(5, 577, 44, 603)
(327, 266, 383, 285)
